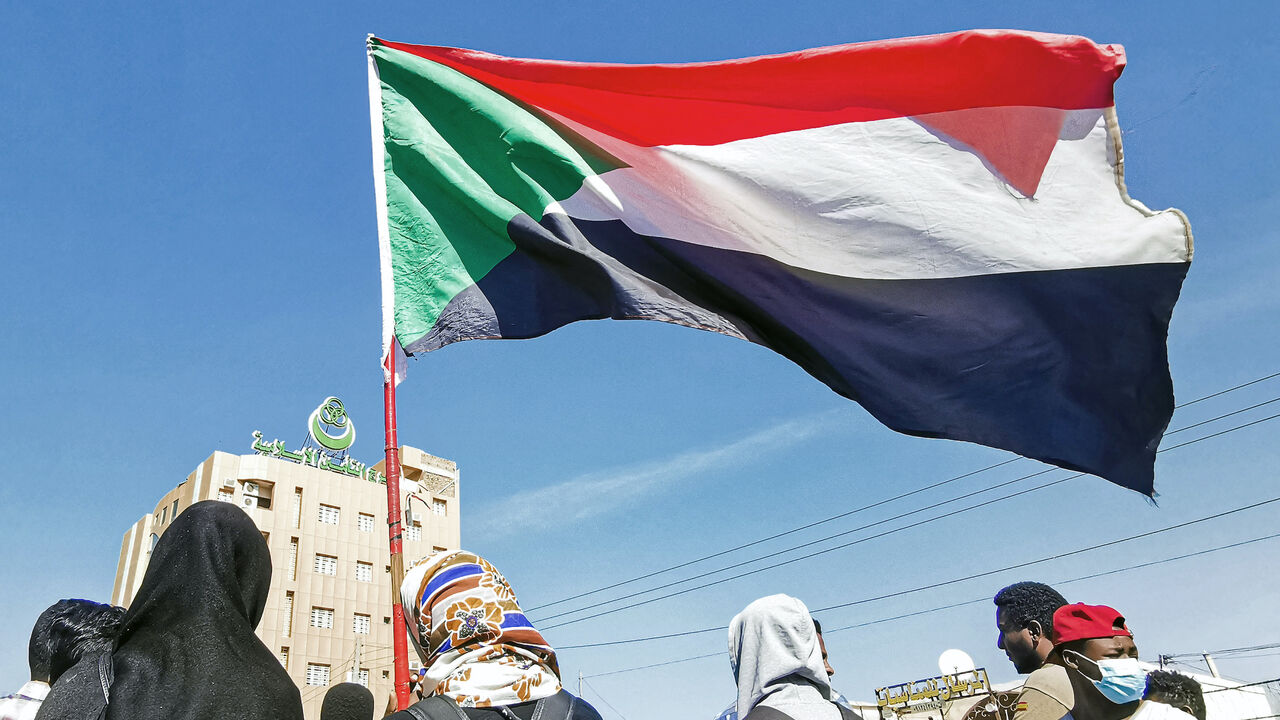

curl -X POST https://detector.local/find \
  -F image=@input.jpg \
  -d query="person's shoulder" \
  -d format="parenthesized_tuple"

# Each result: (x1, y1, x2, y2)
(1014, 667, 1075, 720)
(1023, 664, 1074, 702)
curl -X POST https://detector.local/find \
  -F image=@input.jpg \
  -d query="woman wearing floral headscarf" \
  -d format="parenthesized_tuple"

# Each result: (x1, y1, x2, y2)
(386, 551, 602, 720)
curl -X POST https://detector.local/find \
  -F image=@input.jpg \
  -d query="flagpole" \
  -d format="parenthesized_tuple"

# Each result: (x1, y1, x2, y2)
(369, 38, 412, 711)
(383, 369, 411, 710)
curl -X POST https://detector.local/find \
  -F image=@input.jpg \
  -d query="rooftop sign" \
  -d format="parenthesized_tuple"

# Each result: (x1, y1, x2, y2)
(250, 396, 386, 484)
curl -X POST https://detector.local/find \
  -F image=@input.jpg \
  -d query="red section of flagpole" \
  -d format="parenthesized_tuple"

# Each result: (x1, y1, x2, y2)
(384, 367, 411, 711)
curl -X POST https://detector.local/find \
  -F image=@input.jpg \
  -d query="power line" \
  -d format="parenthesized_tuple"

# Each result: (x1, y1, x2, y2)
(524, 457, 1023, 612)
(536, 465, 1062, 624)
(1163, 397, 1280, 436)
(543, 472, 1074, 630)
(1175, 372, 1280, 409)
(584, 651, 724, 679)
(1204, 677, 1280, 693)
(825, 531, 1280, 634)
(544, 410, 1280, 631)
(582, 677, 631, 720)
(529, 372, 1280, 613)
(577, 531, 1280, 677)
(1166, 642, 1280, 659)
(809, 495, 1280, 615)
(1209, 651, 1280, 661)
(527, 376, 1280, 617)
(562, 494, 1280, 650)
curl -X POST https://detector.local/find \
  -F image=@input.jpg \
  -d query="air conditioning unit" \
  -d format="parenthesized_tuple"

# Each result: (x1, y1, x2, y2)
(243, 482, 259, 495)
(241, 496, 256, 509)
(405, 510, 423, 527)
(222, 479, 236, 489)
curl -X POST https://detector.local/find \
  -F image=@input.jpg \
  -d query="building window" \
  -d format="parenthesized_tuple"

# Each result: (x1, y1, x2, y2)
(260, 531, 270, 544)
(148, 534, 159, 554)
(432, 499, 447, 516)
(287, 538, 298, 581)
(305, 663, 330, 687)
(282, 592, 294, 638)
(171, 499, 179, 520)
(318, 504, 340, 525)
(310, 607, 334, 629)
(314, 554, 337, 576)
(358, 513, 375, 533)
(279, 647, 289, 669)
(291, 488, 303, 529)
(354, 669, 369, 687)
(217, 490, 233, 503)
(405, 526, 421, 542)
(160, 506, 168, 524)
(353, 613, 370, 635)
(356, 562, 373, 583)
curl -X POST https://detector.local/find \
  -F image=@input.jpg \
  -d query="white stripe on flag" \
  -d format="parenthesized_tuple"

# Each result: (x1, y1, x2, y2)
(556, 109, 1191, 280)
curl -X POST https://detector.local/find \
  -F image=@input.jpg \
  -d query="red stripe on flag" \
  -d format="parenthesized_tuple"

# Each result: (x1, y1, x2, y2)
(378, 30, 1123, 147)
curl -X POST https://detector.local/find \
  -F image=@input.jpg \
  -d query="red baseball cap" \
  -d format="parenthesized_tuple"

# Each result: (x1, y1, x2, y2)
(1052, 603, 1133, 645)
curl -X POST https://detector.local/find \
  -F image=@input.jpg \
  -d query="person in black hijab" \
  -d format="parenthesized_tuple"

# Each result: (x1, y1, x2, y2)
(321, 682, 375, 720)
(37, 500, 302, 720)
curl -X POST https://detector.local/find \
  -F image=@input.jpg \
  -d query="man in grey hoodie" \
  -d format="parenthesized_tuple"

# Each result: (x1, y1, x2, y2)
(729, 595, 854, 720)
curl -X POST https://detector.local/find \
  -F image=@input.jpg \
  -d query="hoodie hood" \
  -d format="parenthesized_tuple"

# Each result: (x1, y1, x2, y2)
(729, 595, 837, 720)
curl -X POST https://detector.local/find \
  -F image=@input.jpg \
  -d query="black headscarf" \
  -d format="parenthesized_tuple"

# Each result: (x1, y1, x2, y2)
(38, 500, 302, 720)
(321, 682, 374, 720)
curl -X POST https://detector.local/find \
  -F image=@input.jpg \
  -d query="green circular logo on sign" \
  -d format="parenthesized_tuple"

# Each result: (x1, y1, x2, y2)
(309, 397, 355, 451)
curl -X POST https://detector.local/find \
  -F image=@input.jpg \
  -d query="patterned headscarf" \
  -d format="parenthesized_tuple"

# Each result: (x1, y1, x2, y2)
(400, 550, 561, 708)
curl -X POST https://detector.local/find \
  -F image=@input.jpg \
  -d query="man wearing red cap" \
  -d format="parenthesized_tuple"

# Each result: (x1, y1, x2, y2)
(1013, 604, 1146, 720)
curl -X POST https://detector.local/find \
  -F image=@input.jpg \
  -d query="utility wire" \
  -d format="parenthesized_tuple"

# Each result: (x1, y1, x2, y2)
(582, 677, 631, 720)
(824, 531, 1280, 634)
(541, 390, 1272, 627)
(562, 492, 1280, 649)
(530, 373, 1280, 616)
(545, 409, 1280, 631)
(536, 465, 1060, 624)
(1208, 651, 1280, 661)
(584, 652, 723, 679)
(1204, 677, 1280, 693)
(1163, 397, 1280, 436)
(577, 530, 1280, 677)
(524, 457, 1023, 612)
(1166, 642, 1280, 659)
(1175, 372, 1280, 409)
(808, 496, 1280, 615)
(544, 472, 1074, 630)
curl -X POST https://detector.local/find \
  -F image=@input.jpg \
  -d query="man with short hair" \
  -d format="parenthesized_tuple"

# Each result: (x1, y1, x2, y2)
(0, 599, 124, 720)
(994, 582, 1068, 674)
(1142, 671, 1205, 720)
(995, 583, 1073, 720)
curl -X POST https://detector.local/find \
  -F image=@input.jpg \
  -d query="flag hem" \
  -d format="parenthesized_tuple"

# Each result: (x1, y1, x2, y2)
(368, 37, 405, 384)
(1104, 105, 1195, 260)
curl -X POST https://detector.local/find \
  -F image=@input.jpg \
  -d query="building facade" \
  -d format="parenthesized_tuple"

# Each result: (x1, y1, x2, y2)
(112, 434, 460, 719)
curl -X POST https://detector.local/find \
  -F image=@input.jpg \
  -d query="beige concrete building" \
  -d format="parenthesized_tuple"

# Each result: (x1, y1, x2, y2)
(112, 442, 460, 719)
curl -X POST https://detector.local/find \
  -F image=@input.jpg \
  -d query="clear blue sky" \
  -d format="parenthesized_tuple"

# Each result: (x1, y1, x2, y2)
(2, 2, 1278, 718)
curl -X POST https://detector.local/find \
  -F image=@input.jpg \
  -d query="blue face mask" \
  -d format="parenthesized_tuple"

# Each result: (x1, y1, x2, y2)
(1066, 651, 1147, 705)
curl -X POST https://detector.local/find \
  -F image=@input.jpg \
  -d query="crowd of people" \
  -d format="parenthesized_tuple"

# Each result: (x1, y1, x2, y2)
(0, 502, 1210, 720)
(726, 583, 1207, 720)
